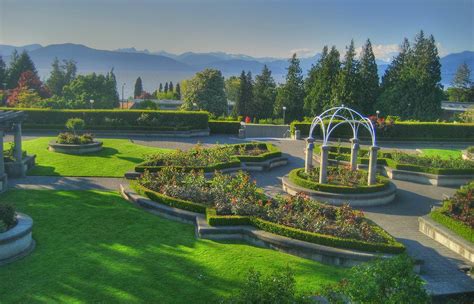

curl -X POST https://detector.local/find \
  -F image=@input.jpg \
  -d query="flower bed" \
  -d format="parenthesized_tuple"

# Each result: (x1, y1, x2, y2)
(135, 168, 404, 253)
(289, 167, 389, 194)
(429, 181, 473, 243)
(135, 143, 282, 173)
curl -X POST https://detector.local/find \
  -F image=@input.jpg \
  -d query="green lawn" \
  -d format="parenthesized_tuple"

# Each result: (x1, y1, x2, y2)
(20, 137, 169, 177)
(0, 190, 343, 303)
(419, 148, 462, 159)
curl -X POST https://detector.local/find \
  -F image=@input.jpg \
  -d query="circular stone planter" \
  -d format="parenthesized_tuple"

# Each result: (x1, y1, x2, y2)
(0, 213, 35, 266)
(48, 140, 103, 154)
(282, 176, 397, 207)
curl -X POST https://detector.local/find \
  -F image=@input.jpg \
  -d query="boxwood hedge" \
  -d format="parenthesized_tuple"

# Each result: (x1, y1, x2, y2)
(4, 108, 209, 131)
(288, 168, 390, 194)
(209, 120, 241, 134)
(291, 121, 474, 141)
(429, 209, 473, 243)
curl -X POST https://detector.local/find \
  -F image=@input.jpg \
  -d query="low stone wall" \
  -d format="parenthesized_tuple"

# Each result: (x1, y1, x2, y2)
(419, 216, 473, 263)
(48, 141, 103, 155)
(282, 176, 397, 207)
(241, 123, 290, 138)
(384, 167, 473, 187)
(5, 155, 36, 178)
(0, 213, 35, 266)
(120, 185, 395, 267)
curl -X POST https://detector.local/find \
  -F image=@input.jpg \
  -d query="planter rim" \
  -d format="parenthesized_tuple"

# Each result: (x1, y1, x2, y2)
(49, 140, 103, 148)
(0, 213, 33, 244)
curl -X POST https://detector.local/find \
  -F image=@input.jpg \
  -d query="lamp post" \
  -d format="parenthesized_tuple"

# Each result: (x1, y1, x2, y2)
(89, 99, 94, 109)
(282, 106, 287, 124)
(376, 110, 380, 119)
(121, 83, 126, 109)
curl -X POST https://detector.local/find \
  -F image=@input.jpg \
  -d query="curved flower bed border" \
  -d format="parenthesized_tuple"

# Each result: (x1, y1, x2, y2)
(0, 213, 35, 266)
(135, 184, 405, 254)
(48, 140, 103, 155)
(134, 142, 283, 173)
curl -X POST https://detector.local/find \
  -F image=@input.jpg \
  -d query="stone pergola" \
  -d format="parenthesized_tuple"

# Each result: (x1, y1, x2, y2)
(304, 106, 379, 185)
(0, 110, 27, 192)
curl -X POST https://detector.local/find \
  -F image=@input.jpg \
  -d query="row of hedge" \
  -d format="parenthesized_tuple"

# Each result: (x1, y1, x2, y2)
(317, 146, 474, 175)
(209, 120, 241, 134)
(429, 209, 473, 243)
(6, 108, 209, 131)
(135, 143, 282, 172)
(137, 187, 405, 254)
(288, 168, 390, 194)
(291, 121, 474, 141)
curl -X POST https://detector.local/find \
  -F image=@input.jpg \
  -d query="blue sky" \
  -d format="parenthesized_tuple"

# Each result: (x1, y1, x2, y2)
(0, 0, 472, 59)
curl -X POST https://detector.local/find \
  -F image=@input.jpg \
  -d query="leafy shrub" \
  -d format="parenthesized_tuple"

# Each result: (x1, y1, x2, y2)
(321, 254, 429, 304)
(209, 120, 241, 134)
(0, 203, 16, 232)
(65, 118, 85, 135)
(223, 267, 312, 304)
(467, 146, 474, 154)
(57, 132, 94, 145)
(390, 151, 474, 170)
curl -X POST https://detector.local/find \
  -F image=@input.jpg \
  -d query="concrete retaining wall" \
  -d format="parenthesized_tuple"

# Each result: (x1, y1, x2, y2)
(48, 141, 103, 154)
(241, 124, 290, 138)
(419, 216, 473, 263)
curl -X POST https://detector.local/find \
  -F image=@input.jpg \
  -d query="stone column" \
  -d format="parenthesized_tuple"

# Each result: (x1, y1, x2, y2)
(13, 122, 23, 163)
(319, 145, 330, 184)
(350, 138, 359, 171)
(0, 129, 6, 192)
(368, 145, 380, 185)
(304, 137, 314, 173)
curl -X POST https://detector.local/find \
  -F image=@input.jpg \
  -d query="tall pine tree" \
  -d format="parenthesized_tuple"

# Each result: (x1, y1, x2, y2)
(274, 54, 305, 122)
(134, 77, 143, 98)
(7, 50, 38, 89)
(0, 56, 6, 89)
(333, 40, 360, 109)
(304, 46, 328, 115)
(169, 81, 174, 92)
(164, 82, 169, 93)
(159, 83, 163, 92)
(358, 39, 379, 114)
(46, 58, 77, 96)
(175, 83, 181, 99)
(253, 65, 276, 119)
(234, 70, 253, 117)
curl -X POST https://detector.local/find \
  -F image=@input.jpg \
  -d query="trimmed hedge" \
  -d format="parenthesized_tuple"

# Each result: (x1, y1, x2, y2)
(4, 108, 209, 131)
(233, 143, 282, 162)
(209, 120, 241, 134)
(429, 209, 473, 243)
(288, 168, 390, 194)
(137, 184, 207, 214)
(207, 210, 404, 254)
(291, 121, 474, 141)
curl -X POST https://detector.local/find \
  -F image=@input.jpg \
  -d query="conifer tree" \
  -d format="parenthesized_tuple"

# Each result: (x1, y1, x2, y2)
(159, 83, 163, 92)
(333, 40, 360, 109)
(134, 77, 143, 98)
(164, 82, 169, 93)
(274, 54, 305, 122)
(169, 81, 174, 92)
(46, 58, 77, 96)
(234, 70, 251, 116)
(448, 63, 473, 102)
(253, 65, 276, 119)
(0, 56, 6, 88)
(304, 46, 328, 115)
(358, 39, 379, 114)
(175, 82, 181, 99)
(7, 50, 38, 89)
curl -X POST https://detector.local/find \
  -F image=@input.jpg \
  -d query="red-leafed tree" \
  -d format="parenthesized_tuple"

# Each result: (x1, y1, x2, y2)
(7, 70, 50, 107)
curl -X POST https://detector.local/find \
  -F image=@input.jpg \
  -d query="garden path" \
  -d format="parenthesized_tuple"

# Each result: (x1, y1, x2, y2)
(8, 132, 474, 296)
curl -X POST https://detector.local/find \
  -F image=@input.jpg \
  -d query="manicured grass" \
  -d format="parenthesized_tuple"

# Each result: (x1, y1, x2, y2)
(0, 190, 344, 303)
(419, 149, 462, 159)
(20, 137, 170, 177)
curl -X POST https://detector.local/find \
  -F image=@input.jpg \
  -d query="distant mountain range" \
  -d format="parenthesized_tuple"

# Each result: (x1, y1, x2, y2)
(1, 43, 473, 97)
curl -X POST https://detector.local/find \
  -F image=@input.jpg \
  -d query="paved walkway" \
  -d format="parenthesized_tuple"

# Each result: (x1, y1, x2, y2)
(9, 133, 474, 296)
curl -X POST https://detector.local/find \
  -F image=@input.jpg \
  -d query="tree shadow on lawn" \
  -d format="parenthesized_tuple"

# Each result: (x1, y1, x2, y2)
(0, 191, 329, 303)
(115, 155, 145, 163)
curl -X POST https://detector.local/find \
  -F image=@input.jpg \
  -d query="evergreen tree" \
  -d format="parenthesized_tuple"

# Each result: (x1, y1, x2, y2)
(175, 83, 181, 99)
(46, 58, 77, 96)
(234, 70, 251, 116)
(274, 54, 305, 122)
(253, 65, 276, 119)
(304, 46, 328, 115)
(164, 82, 169, 93)
(106, 69, 120, 107)
(0, 56, 6, 88)
(169, 81, 174, 92)
(448, 63, 473, 102)
(358, 39, 379, 114)
(134, 77, 143, 98)
(333, 40, 360, 109)
(182, 68, 227, 115)
(159, 83, 163, 92)
(7, 50, 38, 89)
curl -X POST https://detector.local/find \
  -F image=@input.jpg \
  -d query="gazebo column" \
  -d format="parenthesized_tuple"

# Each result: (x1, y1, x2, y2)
(13, 122, 23, 164)
(368, 145, 380, 185)
(304, 137, 314, 173)
(319, 145, 330, 184)
(0, 129, 7, 192)
(350, 138, 359, 171)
